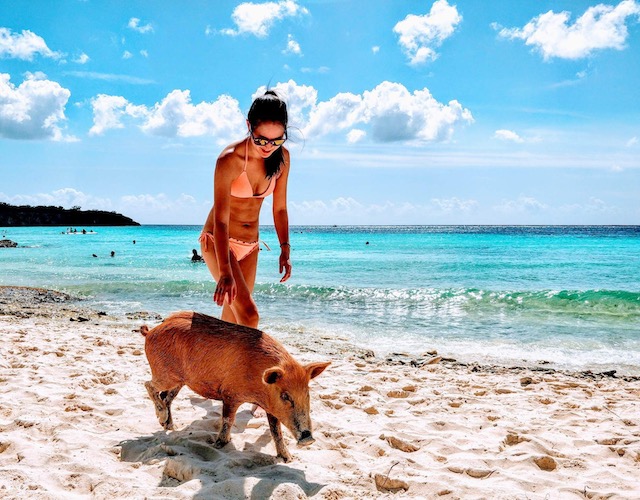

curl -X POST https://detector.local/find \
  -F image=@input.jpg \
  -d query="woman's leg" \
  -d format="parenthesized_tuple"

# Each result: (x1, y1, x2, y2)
(201, 239, 237, 322)
(201, 238, 260, 328)
(227, 250, 259, 328)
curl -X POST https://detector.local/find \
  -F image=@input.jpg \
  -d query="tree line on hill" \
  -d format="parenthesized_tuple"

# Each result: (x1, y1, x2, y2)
(0, 203, 140, 227)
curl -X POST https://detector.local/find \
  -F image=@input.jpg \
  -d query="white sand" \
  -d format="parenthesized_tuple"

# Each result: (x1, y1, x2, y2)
(1, 287, 639, 499)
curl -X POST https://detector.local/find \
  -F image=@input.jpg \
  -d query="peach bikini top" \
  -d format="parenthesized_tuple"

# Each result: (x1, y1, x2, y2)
(230, 140, 277, 199)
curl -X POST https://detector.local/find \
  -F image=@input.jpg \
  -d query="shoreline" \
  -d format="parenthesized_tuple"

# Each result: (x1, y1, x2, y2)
(3, 286, 636, 382)
(1, 286, 640, 498)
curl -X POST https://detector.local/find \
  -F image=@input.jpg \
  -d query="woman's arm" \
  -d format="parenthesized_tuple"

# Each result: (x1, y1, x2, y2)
(212, 151, 237, 305)
(272, 149, 291, 283)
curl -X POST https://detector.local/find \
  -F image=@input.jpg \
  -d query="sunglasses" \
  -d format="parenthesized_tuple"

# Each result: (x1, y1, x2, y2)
(250, 130, 286, 147)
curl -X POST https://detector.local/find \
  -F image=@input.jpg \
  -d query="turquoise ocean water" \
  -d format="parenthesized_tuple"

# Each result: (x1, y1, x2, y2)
(2, 225, 639, 374)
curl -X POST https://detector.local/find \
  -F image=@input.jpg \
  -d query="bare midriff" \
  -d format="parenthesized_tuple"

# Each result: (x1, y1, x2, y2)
(203, 196, 265, 243)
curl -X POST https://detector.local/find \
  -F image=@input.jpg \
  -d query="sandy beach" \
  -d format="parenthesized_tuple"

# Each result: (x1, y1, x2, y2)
(1, 286, 639, 499)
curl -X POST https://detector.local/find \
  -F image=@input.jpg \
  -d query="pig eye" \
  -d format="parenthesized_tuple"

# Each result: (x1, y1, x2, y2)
(281, 392, 294, 407)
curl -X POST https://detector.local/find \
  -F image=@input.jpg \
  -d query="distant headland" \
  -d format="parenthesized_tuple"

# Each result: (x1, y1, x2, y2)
(0, 203, 140, 227)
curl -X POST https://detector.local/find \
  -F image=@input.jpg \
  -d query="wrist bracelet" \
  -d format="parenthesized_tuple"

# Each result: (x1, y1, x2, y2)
(280, 242, 290, 247)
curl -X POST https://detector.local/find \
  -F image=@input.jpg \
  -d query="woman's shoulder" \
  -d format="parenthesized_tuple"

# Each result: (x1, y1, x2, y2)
(280, 145, 291, 167)
(216, 138, 247, 168)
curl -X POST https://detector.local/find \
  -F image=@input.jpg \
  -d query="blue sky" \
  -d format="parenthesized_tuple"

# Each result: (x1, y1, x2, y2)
(1, 0, 639, 224)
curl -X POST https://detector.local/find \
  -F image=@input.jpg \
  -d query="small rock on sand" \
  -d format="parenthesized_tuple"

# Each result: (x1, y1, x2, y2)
(387, 390, 410, 398)
(534, 456, 557, 471)
(385, 435, 420, 453)
(504, 433, 528, 446)
(520, 377, 534, 386)
(374, 473, 409, 492)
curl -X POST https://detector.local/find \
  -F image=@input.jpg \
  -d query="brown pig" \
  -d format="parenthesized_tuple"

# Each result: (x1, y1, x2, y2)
(141, 311, 330, 462)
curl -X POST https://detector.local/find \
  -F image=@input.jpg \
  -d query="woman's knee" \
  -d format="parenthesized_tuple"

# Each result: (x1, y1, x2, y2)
(233, 300, 259, 328)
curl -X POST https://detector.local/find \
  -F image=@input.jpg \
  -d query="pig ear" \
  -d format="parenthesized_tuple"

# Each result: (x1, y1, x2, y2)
(306, 361, 331, 380)
(263, 366, 285, 385)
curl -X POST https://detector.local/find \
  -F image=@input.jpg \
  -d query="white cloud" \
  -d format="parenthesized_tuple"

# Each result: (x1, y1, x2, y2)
(128, 17, 154, 34)
(559, 197, 618, 214)
(494, 129, 524, 143)
(73, 52, 90, 64)
(0, 27, 62, 60)
(430, 197, 478, 213)
(290, 196, 478, 224)
(300, 66, 330, 74)
(89, 90, 245, 143)
(372, 46, 380, 54)
(346, 129, 366, 143)
(140, 50, 149, 58)
(627, 136, 638, 147)
(125, 193, 212, 224)
(548, 73, 589, 89)
(0, 188, 113, 211)
(494, 196, 549, 214)
(120, 193, 196, 211)
(119, 192, 210, 224)
(88, 94, 146, 136)
(64, 71, 154, 85)
(90, 80, 471, 144)
(283, 34, 302, 55)
(362, 82, 473, 142)
(0, 72, 74, 141)
(142, 90, 244, 139)
(302, 80, 473, 142)
(122, 50, 133, 59)
(496, 0, 640, 60)
(221, 0, 309, 37)
(393, 0, 462, 65)
(303, 91, 363, 137)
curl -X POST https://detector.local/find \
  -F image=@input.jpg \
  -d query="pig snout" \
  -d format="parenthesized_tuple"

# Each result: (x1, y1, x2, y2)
(297, 429, 315, 446)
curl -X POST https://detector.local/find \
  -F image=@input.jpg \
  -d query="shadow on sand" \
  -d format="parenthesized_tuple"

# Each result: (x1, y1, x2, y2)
(119, 396, 325, 499)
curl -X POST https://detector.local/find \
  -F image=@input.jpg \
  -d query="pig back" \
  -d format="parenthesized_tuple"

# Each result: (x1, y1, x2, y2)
(144, 311, 296, 397)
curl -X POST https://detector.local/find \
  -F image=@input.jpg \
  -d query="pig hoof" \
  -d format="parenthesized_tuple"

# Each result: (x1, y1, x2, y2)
(213, 438, 229, 449)
(277, 451, 293, 463)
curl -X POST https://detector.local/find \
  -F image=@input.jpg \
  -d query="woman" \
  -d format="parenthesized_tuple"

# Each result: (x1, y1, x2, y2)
(200, 90, 292, 328)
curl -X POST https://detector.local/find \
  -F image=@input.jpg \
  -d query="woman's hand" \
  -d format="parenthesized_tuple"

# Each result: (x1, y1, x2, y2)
(214, 274, 237, 306)
(279, 247, 292, 283)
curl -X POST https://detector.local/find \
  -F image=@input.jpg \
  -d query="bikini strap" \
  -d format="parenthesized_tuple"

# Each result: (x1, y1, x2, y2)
(243, 138, 249, 172)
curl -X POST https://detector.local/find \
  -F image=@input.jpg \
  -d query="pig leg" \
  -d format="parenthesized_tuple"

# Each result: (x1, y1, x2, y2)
(213, 399, 241, 448)
(267, 413, 292, 462)
(145, 381, 182, 430)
